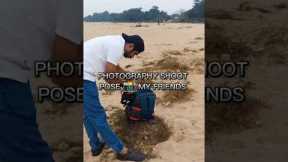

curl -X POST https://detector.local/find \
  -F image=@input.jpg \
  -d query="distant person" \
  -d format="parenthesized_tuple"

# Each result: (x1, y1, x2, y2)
(0, 0, 81, 162)
(84, 33, 146, 161)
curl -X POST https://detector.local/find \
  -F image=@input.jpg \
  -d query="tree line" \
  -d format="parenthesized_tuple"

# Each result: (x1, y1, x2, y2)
(84, 0, 204, 22)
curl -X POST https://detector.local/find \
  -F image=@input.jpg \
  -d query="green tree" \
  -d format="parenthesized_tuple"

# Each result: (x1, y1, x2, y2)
(185, 0, 204, 22)
(122, 8, 144, 22)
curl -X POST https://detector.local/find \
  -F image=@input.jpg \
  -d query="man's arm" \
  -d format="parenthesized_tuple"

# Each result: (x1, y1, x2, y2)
(53, 35, 82, 61)
(104, 62, 126, 84)
(51, 35, 83, 87)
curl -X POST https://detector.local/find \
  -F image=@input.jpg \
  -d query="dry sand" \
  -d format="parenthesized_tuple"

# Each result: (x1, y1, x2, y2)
(31, 79, 83, 162)
(206, 0, 288, 161)
(83, 23, 205, 162)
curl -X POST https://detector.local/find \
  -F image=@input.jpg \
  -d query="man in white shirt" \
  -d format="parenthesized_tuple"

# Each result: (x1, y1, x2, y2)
(84, 33, 146, 161)
(0, 1, 82, 162)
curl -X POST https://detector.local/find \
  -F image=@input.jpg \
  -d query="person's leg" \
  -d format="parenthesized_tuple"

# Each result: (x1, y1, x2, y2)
(83, 80, 124, 153)
(83, 113, 103, 151)
(0, 78, 54, 162)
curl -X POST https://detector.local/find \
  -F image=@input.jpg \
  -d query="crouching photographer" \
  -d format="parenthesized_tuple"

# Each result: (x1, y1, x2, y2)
(84, 33, 149, 161)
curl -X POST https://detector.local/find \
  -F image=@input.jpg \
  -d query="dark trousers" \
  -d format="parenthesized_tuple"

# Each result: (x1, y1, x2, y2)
(0, 78, 54, 162)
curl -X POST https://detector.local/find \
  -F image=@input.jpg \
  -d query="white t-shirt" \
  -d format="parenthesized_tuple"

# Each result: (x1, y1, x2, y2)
(84, 35, 125, 82)
(0, 0, 82, 83)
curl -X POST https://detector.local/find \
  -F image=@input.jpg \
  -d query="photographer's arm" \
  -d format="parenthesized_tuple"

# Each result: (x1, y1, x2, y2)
(51, 35, 82, 87)
(105, 62, 127, 84)
(53, 35, 82, 61)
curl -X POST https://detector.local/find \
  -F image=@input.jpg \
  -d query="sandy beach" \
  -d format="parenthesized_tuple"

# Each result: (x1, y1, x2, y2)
(83, 22, 205, 162)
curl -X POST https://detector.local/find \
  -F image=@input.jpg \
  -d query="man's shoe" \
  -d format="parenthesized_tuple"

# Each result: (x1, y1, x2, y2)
(117, 149, 145, 161)
(91, 143, 105, 156)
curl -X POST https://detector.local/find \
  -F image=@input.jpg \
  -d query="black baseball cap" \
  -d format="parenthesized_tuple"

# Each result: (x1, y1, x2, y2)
(122, 33, 145, 53)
